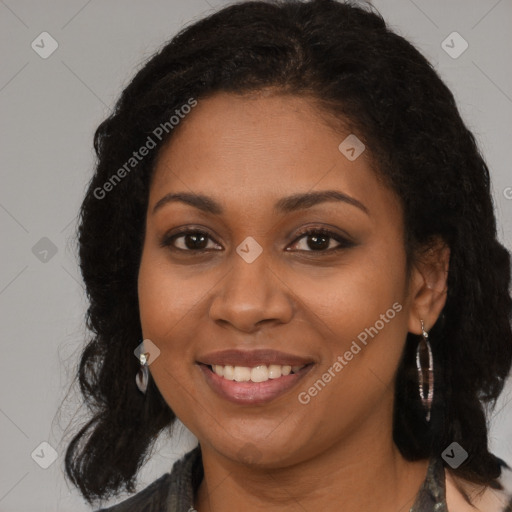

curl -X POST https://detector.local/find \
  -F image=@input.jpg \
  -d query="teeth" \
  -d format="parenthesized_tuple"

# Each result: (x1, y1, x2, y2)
(222, 365, 233, 380)
(234, 366, 251, 382)
(210, 364, 306, 382)
(251, 365, 270, 382)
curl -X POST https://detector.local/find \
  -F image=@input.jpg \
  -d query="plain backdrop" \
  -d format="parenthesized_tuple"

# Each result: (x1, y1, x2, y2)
(1, 0, 511, 511)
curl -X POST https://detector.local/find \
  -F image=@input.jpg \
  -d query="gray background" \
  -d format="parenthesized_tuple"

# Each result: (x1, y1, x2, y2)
(0, 0, 511, 510)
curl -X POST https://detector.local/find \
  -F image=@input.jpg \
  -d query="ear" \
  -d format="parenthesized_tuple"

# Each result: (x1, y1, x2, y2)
(407, 237, 450, 334)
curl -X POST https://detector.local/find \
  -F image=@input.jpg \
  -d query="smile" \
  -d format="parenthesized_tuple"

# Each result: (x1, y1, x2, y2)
(197, 362, 314, 405)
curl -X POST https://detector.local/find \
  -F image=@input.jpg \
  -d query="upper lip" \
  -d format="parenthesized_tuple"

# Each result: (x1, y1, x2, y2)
(197, 349, 314, 367)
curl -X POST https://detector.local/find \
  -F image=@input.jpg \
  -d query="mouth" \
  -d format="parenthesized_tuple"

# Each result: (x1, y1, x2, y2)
(196, 348, 316, 405)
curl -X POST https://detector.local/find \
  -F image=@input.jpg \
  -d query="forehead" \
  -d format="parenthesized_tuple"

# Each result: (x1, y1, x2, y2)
(149, 92, 395, 218)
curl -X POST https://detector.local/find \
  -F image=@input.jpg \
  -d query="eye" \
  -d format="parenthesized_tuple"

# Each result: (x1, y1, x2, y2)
(159, 228, 222, 253)
(288, 227, 355, 253)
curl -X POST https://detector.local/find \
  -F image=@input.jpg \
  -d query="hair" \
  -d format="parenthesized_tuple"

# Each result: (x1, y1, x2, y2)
(65, 0, 512, 506)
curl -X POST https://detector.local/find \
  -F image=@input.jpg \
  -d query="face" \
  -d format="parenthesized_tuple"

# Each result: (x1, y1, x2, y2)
(137, 91, 418, 467)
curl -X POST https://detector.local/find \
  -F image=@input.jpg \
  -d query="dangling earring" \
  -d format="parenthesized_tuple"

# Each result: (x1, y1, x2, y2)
(416, 319, 434, 422)
(136, 351, 149, 394)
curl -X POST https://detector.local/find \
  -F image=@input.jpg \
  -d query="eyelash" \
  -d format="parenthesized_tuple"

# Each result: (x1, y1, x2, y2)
(159, 226, 355, 255)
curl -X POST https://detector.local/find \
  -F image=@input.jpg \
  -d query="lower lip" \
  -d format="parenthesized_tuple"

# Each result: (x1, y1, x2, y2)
(198, 363, 313, 405)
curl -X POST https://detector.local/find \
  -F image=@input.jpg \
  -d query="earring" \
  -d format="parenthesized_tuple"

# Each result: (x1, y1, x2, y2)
(136, 352, 149, 394)
(416, 320, 434, 422)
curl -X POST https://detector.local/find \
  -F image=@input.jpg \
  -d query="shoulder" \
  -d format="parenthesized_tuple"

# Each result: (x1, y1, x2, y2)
(94, 445, 202, 512)
(445, 461, 512, 512)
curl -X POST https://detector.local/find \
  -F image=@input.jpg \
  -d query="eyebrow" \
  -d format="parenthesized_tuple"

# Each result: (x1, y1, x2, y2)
(152, 190, 369, 216)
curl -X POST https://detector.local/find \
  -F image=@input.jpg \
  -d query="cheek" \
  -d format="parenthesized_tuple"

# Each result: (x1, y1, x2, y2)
(138, 247, 201, 342)
(291, 250, 407, 339)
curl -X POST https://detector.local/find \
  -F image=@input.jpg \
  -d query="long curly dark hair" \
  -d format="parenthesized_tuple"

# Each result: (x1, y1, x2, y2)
(64, 0, 512, 505)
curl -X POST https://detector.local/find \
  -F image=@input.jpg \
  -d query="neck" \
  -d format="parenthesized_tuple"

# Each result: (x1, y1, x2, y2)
(194, 407, 429, 512)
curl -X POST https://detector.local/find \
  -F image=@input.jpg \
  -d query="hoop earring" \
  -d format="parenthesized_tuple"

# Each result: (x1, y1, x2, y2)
(136, 352, 149, 395)
(416, 320, 434, 422)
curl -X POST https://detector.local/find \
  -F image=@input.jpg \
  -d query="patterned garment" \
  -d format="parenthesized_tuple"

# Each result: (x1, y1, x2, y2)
(95, 445, 512, 512)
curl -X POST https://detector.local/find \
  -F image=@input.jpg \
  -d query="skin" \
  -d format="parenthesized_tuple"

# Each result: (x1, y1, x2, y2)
(137, 91, 450, 512)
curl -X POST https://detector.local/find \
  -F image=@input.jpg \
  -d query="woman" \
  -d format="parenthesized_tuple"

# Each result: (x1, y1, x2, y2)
(65, 0, 512, 510)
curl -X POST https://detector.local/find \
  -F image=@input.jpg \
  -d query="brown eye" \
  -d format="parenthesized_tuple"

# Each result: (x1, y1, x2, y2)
(160, 230, 221, 252)
(289, 228, 355, 253)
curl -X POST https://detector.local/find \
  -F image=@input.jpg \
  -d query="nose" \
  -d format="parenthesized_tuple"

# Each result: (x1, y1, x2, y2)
(208, 248, 294, 333)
